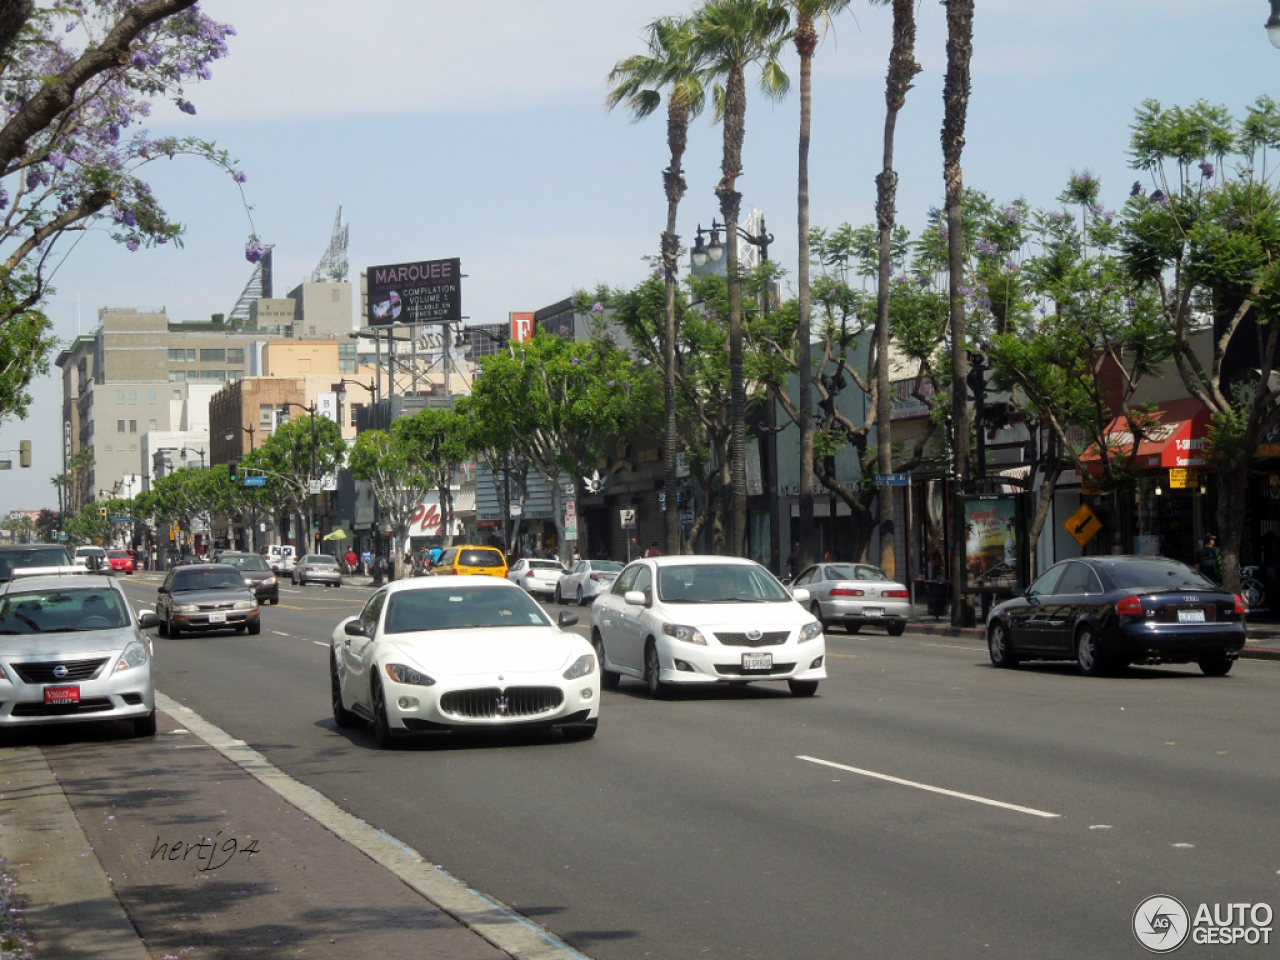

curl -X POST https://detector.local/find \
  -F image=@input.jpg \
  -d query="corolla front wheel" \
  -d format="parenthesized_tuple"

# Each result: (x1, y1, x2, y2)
(644, 641, 670, 699)
(577, 586, 586, 607)
(788, 679, 819, 697)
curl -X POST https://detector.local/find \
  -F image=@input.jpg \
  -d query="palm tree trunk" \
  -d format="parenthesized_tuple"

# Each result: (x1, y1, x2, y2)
(943, 0, 975, 626)
(663, 98, 690, 557)
(874, 0, 921, 582)
(795, 16, 817, 572)
(717, 66, 748, 558)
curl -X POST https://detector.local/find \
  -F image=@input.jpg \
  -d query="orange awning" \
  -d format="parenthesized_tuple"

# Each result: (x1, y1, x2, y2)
(1083, 398, 1210, 471)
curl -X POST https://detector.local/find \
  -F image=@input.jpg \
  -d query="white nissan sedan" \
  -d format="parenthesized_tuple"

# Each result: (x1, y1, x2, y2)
(330, 576, 599, 748)
(590, 556, 826, 698)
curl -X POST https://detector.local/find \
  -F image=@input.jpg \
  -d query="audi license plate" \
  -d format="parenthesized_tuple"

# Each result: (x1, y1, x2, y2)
(1177, 609, 1206, 623)
(208, 612, 227, 623)
(44, 685, 80, 705)
(742, 652, 772, 672)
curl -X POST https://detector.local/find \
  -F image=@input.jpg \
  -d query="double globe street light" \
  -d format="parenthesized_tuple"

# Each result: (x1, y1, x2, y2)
(1268, 0, 1280, 48)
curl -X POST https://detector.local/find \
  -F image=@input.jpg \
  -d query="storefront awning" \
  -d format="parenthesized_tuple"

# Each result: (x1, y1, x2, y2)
(1083, 398, 1210, 470)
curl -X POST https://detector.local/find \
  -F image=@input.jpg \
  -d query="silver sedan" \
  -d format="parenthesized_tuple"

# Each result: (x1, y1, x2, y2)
(792, 563, 912, 636)
(292, 554, 343, 588)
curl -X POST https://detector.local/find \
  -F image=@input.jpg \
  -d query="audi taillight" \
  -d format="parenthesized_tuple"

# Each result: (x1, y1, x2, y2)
(1234, 594, 1247, 615)
(1114, 594, 1144, 616)
(830, 588, 865, 597)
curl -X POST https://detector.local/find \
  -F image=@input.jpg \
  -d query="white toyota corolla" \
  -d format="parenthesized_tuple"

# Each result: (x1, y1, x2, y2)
(590, 556, 826, 697)
(330, 576, 599, 747)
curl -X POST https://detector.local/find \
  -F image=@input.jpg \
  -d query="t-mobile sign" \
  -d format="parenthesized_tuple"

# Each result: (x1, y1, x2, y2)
(367, 257, 461, 326)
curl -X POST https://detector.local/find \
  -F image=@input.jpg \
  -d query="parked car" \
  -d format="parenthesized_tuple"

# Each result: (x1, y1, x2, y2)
(590, 556, 825, 698)
(986, 556, 1247, 676)
(73, 545, 108, 573)
(217, 552, 279, 605)
(107, 550, 135, 575)
(507, 558, 567, 598)
(0, 573, 160, 736)
(329, 576, 598, 748)
(292, 554, 343, 588)
(260, 544, 297, 574)
(155, 563, 261, 637)
(556, 559, 624, 606)
(430, 545, 508, 579)
(0, 544, 73, 582)
(793, 562, 912, 636)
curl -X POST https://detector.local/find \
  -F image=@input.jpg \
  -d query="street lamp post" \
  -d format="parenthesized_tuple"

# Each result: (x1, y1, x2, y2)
(279, 401, 320, 551)
(180, 446, 206, 468)
(690, 214, 781, 573)
(223, 424, 259, 553)
(1267, 0, 1280, 48)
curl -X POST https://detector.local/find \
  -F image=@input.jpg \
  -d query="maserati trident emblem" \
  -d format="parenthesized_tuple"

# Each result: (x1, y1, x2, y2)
(53, 665, 68, 679)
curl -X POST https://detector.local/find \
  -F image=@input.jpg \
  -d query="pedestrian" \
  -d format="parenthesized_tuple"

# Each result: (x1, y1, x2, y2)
(360, 549, 372, 576)
(644, 541, 661, 558)
(429, 545, 442, 567)
(786, 542, 801, 580)
(344, 548, 358, 575)
(571, 546, 582, 563)
(1196, 534, 1221, 582)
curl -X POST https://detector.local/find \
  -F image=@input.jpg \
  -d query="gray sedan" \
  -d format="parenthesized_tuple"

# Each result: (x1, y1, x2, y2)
(292, 554, 343, 588)
(792, 563, 912, 636)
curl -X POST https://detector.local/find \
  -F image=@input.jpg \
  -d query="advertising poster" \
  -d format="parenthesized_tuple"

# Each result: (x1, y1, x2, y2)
(366, 258, 461, 326)
(963, 494, 1020, 592)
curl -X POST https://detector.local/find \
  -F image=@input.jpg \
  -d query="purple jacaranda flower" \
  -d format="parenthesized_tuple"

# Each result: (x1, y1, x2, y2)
(49, 151, 66, 171)
(1130, 181, 1142, 197)
(606, 380, 616, 387)
(1000, 206, 1024, 226)
(1199, 161, 1215, 179)
(0, 189, 8, 209)
(177, 100, 196, 115)
(916, 275, 929, 287)
(1005, 259, 1019, 272)
(1090, 271, 1101, 280)
(590, 301, 604, 315)
(1150, 190, 1169, 207)
(571, 357, 580, 366)
(976, 238, 998, 257)
(232, 170, 246, 183)
(245, 241, 266, 263)
(126, 239, 140, 252)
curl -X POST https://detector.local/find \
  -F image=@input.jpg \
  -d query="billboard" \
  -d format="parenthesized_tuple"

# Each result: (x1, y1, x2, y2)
(367, 258, 461, 327)
(962, 493, 1023, 593)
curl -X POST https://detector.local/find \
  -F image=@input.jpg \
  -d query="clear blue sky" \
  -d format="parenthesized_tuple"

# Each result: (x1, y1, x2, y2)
(1, 0, 1273, 511)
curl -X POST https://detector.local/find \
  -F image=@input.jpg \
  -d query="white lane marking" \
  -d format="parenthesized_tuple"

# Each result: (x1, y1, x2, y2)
(271, 630, 290, 637)
(797, 755, 1061, 819)
(154, 692, 591, 960)
(312, 641, 327, 647)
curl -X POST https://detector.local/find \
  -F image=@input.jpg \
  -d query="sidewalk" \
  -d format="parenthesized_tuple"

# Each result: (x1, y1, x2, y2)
(902, 614, 1280, 660)
(0, 695, 589, 960)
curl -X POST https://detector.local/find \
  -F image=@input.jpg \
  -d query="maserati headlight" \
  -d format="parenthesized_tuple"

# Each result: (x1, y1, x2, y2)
(799, 620, 824, 643)
(384, 663, 435, 686)
(662, 623, 707, 645)
(563, 654, 596, 680)
(115, 641, 148, 671)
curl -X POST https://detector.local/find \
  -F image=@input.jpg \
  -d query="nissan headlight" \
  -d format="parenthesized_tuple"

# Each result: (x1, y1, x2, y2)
(662, 623, 707, 645)
(115, 641, 148, 672)
(799, 621, 824, 643)
(384, 663, 435, 686)
(563, 654, 596, 680)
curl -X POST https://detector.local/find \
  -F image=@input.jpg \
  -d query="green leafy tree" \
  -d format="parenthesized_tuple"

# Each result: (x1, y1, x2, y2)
(455, 391, 531, 559)
(393, 407, 473, 553)
(255, 413, 346, 555)
(608, 13, 706, 557)
(1120, 97, 1280, 589)
(691, 0, 790, 556)
(35, 508, 60, 543)
(466, 331, 657, 562)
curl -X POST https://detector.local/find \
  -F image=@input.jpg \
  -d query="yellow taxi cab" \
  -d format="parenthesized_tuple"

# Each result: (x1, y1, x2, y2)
(431, 545, 508, 579)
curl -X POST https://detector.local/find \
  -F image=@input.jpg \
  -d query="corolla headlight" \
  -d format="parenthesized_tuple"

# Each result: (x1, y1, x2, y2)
(176, 603, 200, 614)
(799, 620, 824, 643)
(263, 576, 277, 586)
(384, 663, 435, 686)
(115, 641, 148, 671)
(662, 623, 707, 645)
(563, 654, 596, 680)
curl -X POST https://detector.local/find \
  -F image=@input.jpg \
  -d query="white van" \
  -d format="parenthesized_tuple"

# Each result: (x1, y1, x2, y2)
(260, 544, 297, 574)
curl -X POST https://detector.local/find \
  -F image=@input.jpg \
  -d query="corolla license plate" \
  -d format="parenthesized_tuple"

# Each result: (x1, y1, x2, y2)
(1177, 609, 1206, 623)
(742, 652, 772, 671)
(863, 607, 884, 618)
(208, 612, 227, 623)
(44, 685, 79, 705)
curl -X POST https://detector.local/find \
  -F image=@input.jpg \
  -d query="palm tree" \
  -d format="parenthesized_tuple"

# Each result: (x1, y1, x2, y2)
(872, 0, 920, 581)
(607, 16, 706, 557)
(942, 0, 975, 625)
(692, 0, 790, 557)
(788, 0, 861, 572)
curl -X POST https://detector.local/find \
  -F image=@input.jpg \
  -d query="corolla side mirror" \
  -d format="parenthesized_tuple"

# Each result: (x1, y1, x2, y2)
(558, 610, 579, 628)
(791, 588, 810, 604)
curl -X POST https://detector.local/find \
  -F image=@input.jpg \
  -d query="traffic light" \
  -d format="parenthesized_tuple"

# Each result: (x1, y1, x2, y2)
(18, 440, 30, 468)
(99, 506, 107, 519)
(228, 460, 238, 482)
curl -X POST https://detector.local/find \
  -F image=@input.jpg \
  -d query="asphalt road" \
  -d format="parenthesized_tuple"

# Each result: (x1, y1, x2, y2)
(116, 575, 1280, 960)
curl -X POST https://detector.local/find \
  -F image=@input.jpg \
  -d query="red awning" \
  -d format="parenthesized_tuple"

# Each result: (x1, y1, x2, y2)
(1084, 398, 1210, 471)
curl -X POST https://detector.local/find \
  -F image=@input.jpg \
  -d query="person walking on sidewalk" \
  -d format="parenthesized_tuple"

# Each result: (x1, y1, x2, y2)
(1196, 534, 1221, 583)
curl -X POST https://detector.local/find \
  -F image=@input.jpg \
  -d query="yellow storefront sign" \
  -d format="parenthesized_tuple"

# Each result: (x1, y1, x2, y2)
(1168, 468, 1198, 490)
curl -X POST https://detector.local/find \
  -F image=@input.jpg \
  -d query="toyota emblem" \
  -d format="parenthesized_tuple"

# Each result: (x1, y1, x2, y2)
(746, 629, 762, 642)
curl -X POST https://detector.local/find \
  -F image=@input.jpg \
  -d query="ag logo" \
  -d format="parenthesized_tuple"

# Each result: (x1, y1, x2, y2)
(1133, 895, 1190, 953)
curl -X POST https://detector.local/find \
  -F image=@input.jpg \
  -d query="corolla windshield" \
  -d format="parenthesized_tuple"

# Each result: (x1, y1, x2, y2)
(383, 586, 554, 634)
(0, 587, 131, 633)
(658, 564, 792, 603)
(173, 570, 248, 591)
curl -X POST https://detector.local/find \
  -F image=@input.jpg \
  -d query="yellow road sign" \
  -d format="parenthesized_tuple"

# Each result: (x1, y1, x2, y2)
(1065, 504, 1102, 547)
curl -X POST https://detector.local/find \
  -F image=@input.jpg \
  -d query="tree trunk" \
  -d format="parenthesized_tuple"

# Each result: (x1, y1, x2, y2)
(663, 98, 689, 558)
(796, 17, 817, 571)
